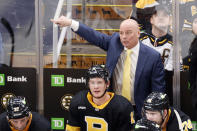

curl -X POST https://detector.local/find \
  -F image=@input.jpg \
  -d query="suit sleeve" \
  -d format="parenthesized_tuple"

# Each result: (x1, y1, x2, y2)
(151, 53, 166, 92)
(75, 23, 112, 51)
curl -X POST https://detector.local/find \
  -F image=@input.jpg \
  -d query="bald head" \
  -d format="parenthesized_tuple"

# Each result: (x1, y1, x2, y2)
(119, 19, 140, 49)
(120, 19, 140, 32)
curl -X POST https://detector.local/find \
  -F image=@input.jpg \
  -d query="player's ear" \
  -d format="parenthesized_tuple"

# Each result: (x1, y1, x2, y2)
(162, 109, 168, 119)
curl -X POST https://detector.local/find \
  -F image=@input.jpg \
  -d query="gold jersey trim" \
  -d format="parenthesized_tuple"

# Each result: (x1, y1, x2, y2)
(87, 92, 114, 109)
(65, 124, 80, 131)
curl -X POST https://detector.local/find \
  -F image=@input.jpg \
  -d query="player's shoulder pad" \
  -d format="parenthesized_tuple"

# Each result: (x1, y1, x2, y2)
(172, 107, 191, 121)
(113, 94, 134, 109)
(70, 90, 88, 105)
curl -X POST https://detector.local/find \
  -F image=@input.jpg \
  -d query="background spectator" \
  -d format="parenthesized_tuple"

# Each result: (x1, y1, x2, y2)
(189, 14, 197, 120)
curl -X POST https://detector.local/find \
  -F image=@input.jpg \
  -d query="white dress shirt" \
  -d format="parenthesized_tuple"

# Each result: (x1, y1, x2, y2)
(113, 42, 140, 104)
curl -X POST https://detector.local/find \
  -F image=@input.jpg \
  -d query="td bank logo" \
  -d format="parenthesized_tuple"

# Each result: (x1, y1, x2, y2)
(0, 74, 5, 86)
(51, 118, 64, 130)
(51, 75, 64, 87)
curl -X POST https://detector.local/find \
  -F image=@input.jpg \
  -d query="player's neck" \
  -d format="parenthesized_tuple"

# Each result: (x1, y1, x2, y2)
(93, 92, 111, 106)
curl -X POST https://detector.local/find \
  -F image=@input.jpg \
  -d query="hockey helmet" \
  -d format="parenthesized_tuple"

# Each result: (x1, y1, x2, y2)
(86, 65, 109, 83)
(143, 92, 169, 111)
(7, 96, 30, 119)
(135, 118, 161, 131)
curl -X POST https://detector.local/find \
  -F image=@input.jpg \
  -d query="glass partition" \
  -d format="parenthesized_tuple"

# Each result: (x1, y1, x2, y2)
(42, 0, 134, 69)
(179, 0, 197, 123)
(42, 0, 197, 124)
(0, 0, 38, 115)
(1, 0, 196, 129)
(0, 0, 36, 67)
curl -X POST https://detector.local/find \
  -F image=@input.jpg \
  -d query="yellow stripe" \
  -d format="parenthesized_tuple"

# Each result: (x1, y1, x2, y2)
(86, 4, 132, 7)
(150, 37, 155, 42)
(61, 54, 106, 57)
(46, 54, 106, 56)
(66, 124, 80, 131)
(8, 52, 36, 55)
(158, 39, 167, 44)
(162, 109, 171, 131)
(65, 4, 132, 6)
(136, 0, 157, 9)
(168, 41, 173, 45)
(10, 53, 107, 57)
(87, 92, 114, 109)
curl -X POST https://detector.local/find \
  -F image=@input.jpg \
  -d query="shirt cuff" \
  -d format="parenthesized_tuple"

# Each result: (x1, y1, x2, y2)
(70, 20, 79, 31)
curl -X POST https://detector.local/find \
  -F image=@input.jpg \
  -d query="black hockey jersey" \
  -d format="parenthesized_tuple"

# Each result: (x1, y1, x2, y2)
(162, 107, 192, 131)
(66, 90, 135, 131)
(0, 112, 50, 131)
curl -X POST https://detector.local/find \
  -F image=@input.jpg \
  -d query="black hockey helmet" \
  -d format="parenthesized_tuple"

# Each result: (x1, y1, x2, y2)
(143, 92, 169, 111)
(86, 65, 109, 83)
(135, 118, 161, 131)
(7, 96, 30, 119)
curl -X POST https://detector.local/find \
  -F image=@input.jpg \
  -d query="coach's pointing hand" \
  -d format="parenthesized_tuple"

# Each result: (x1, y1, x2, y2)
(51, 16, 72, 27)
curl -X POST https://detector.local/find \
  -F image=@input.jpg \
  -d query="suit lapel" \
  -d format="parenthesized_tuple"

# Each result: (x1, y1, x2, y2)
(134, 43, 148, 89)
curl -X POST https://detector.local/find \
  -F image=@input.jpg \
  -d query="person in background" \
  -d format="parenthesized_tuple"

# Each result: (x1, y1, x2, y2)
(140, 4, 173, 71)
(66, 65, 135, 131)
(140, 4, 175, 105)
(142, 92, 193, 131)
(134, 118, 161, 131)
(189, 14, 197, 120)
(131, 0, 159, 31)
(0, 96, 51, 131)
(51, 16, 165, 120)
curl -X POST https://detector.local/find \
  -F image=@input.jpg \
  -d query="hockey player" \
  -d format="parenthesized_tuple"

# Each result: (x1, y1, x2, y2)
(0, 96, 50, 131)
(66, 65, 135, 131)
(142, 92, 192, 131)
